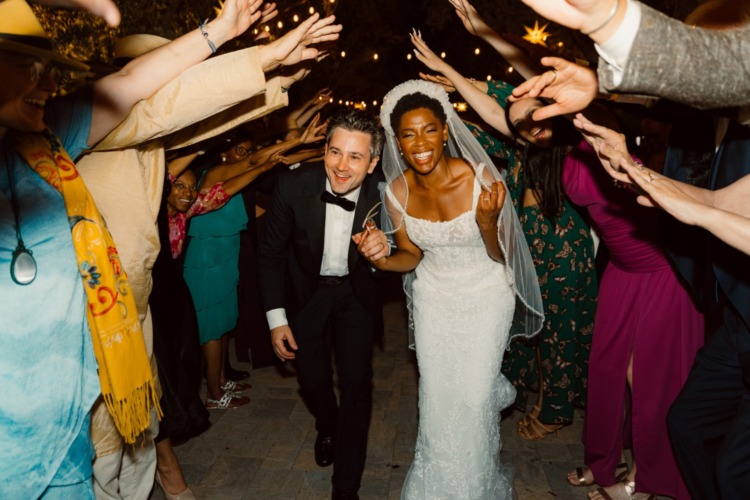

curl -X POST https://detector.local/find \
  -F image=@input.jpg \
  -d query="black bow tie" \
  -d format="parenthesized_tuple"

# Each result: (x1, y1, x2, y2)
(321, 191, 356, 212)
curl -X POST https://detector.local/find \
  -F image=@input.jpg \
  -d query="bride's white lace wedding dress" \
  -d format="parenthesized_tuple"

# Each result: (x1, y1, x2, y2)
(394, 177, 517, 500)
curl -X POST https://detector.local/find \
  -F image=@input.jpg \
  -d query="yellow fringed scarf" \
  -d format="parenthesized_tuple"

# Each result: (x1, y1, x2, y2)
(12, 130, 162, 444)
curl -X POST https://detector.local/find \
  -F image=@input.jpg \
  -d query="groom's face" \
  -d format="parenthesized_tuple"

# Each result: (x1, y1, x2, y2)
(324, 127, 379, 196)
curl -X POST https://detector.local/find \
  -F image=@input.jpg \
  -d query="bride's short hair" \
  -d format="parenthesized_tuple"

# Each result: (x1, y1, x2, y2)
(389, 93, 447, 136)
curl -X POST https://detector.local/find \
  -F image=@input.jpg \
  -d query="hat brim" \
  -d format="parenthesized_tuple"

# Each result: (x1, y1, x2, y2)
(0, 38, 89, 72)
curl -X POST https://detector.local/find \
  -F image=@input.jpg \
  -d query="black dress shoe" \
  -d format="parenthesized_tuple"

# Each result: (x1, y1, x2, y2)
(331, 487, 359, 499)
(225, 364, 250, 382)
(314, 434, 335, 467)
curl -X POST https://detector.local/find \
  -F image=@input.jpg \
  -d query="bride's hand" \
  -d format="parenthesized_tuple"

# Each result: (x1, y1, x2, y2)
(353, 227, 390, 264)
(476, 180, 506, 229)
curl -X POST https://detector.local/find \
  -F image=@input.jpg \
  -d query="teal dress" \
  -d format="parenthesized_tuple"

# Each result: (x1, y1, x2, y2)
(183, 193, 248, 345)
(472, 80, 598, 425)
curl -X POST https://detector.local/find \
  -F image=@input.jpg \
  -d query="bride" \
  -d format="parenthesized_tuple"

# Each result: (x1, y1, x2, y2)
(355, 80, 543, 499)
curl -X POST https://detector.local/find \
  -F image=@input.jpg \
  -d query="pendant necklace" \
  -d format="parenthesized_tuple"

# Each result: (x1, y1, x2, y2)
(5, 163, 37, 285)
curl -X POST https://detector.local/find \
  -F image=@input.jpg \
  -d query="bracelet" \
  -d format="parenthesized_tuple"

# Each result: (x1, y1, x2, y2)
(581, 0, 620, 36)
(199, 19, 217, 54)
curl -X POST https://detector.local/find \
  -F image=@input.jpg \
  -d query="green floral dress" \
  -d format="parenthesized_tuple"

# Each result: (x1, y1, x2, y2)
(472, 80, 598, 425)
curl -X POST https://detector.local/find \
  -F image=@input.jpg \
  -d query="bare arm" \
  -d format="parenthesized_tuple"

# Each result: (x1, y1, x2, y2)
(448, 0, 540, 80)
(411, 31, 514, 139)
(31, 0, 120, 26)
(89, 0, 263, 146)
(167, 151, 200, 179)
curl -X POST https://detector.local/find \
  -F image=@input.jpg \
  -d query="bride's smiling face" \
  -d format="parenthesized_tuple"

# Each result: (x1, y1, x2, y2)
(396, 107, 449, 175)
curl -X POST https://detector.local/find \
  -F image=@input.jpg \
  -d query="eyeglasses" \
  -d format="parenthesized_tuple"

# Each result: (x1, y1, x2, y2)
(0, 51, 64, 86)
(233, 144, 250, 159)
(28, 60, 64, 85)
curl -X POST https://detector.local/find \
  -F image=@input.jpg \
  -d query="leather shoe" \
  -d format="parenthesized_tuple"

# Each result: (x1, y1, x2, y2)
(314, 434, 335, 467)
(225, 364, 250, 381)
(331, 487, 359, 499)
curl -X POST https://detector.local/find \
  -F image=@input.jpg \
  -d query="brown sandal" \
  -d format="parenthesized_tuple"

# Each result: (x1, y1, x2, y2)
(517, 413, 564, 440)
(517, 404, 541, 429)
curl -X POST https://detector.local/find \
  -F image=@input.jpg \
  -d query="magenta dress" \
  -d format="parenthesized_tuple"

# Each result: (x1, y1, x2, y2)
(563, 141, 703, 499)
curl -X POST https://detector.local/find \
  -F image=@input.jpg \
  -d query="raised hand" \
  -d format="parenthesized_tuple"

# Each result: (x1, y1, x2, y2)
(419, 72, 456, 93)
(572, 113, 634, 185)
(251, 2, 279, 40)
(519, 0, 619, 35)
(476, 180, 506, 230)
(214, 0, 265, 41)
(299, 114, 327, 144)
(410, 30, 451, 75)
(448, 0, 493, 38)
(262, 14, 342, 71)
(510, 57, 599, 121)
(31, 0, 120, 26)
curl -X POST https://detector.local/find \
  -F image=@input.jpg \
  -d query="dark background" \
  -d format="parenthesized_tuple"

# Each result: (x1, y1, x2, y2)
(37, 0, 703, 108)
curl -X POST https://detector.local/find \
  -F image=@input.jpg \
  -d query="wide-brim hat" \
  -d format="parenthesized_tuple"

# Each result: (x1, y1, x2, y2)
(114, 34, 170, 61)
(0, 0, 89, 71)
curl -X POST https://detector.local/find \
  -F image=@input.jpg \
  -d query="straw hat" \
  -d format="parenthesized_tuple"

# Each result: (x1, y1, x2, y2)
(0, 0, 89, 71)
(114, 34, 170, 60)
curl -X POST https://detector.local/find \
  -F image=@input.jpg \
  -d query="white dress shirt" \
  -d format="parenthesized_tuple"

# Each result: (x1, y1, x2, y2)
(266, 180, 361, 330)
(596, 0, 642, 86)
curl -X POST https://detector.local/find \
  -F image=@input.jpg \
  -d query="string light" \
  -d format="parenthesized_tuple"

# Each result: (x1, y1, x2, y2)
(277, 21, 283, 29)
(456, 102, 467, 112)
(264, 25, 270, 32)
(407, 53, 412, 60)
(373, 53, 379, 61)
(440, 51, 446, 59)
(373, 100, 378, 106)
(293, 14, 299, 22)
(486, 75, 492, 80)
(309, 6, 314, 14)
(507, 67, 514, 74)
(340, 50, 346, 58)
(474, 48, 480, 55)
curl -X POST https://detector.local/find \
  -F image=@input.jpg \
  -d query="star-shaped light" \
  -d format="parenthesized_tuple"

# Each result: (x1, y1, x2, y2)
(523, 20, 552, 46)
(214, 0, 224, 16)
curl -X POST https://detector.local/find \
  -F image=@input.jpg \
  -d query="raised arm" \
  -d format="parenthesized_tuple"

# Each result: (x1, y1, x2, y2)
(448, 0, 540, 79)
(510, 57, 599, 121)
(570, 114, 750, 255)
(411, 31, 515, 139)
(518, 0, 628, 45)
(89, 0, 263, 146)
(31, 0, 120, 26)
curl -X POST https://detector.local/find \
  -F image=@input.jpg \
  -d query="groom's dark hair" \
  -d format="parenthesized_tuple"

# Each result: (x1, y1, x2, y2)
(326, 109, 385, 159)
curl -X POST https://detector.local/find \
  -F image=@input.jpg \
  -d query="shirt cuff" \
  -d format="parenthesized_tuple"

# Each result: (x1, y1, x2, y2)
(595, 0, 642, 86)
(266, 308, 288, 330)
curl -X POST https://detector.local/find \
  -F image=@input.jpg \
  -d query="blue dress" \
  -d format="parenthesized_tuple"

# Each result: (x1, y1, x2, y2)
(0, 89, 100, 499)
(183, 193, 248, 344)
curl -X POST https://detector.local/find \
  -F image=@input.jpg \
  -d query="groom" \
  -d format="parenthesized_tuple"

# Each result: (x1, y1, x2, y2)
(258, 109, 388, 499)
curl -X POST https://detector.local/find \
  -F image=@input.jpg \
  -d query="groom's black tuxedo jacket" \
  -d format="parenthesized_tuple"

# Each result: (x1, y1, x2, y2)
(258, 163, 384, 332)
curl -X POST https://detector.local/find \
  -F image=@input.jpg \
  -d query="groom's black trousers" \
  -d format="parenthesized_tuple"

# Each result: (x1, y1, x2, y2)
(290, 277, 374, 492)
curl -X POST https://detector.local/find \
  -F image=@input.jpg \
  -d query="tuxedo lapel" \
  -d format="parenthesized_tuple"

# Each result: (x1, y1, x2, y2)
(305, 168, 327, 269)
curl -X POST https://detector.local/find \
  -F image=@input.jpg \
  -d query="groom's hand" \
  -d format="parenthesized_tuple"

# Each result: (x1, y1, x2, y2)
(271, 325, 298, 361)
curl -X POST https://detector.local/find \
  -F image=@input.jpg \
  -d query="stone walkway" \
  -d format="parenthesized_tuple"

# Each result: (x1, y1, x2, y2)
(154, 281, 598, 500)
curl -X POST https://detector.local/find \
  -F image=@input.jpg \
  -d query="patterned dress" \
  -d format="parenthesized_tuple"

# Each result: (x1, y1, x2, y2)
(470, 79, 597, 425)
(503, 161, 597, 425)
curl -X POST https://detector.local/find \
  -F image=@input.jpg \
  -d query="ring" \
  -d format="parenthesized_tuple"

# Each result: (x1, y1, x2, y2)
(647, 172, 655, 183)
(549, 69, 558, 85)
